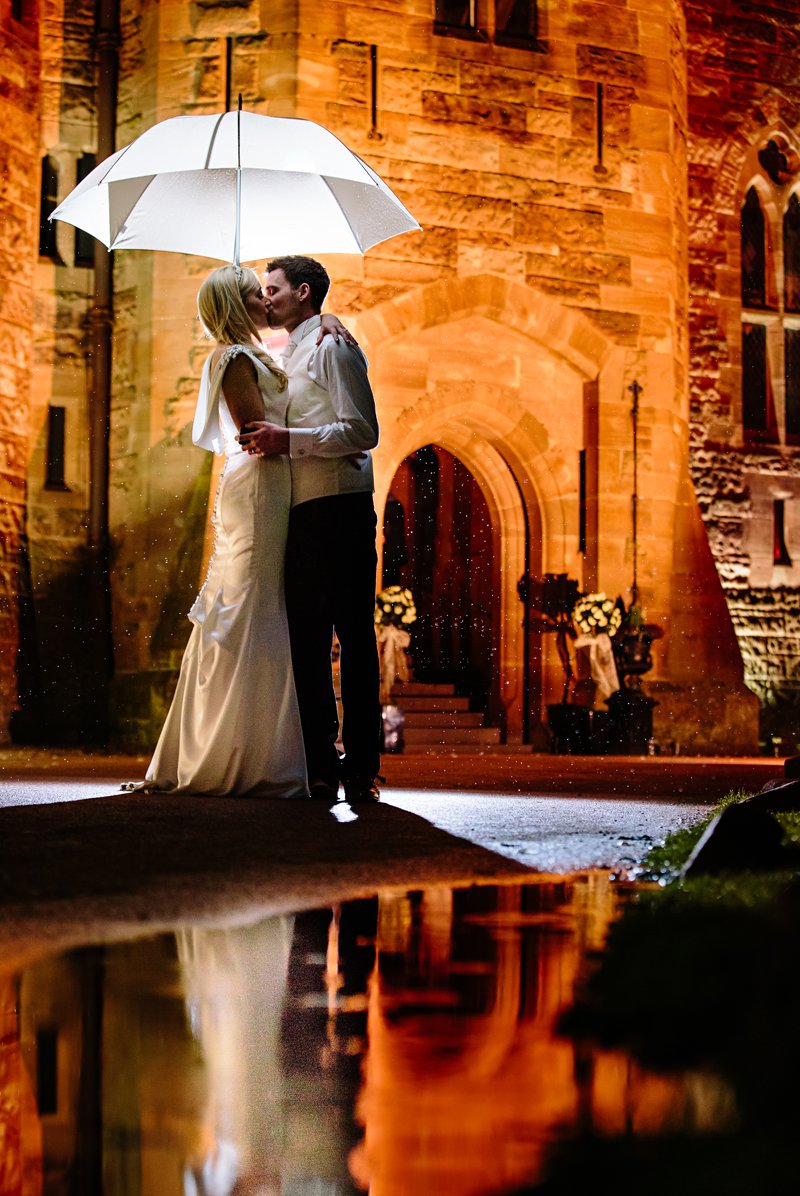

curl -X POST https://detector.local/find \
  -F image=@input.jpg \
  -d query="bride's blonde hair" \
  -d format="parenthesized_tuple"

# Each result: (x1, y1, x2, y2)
(197, 265, 287, 390)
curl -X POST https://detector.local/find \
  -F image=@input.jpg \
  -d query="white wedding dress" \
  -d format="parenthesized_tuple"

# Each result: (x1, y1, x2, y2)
(145, 345, 308, 797)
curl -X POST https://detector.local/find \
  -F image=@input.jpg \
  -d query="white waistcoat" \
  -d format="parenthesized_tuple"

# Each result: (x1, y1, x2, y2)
(286, 333, 375, 508)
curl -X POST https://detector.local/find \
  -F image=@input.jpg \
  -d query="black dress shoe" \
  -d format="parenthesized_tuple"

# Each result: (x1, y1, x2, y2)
(343, 775, 381, 803)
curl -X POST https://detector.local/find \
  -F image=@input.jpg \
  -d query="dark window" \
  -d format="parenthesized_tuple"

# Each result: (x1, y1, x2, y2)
(36, 1030, 58, 1115)
(39, 156, 59, 259)
(742, 323, 768, 433)
(435, 0, 476, 30)
(786, 328, 800, 442)
(45, 406, 68, 490)
(495, 0, 538, 46)
(11, 0, 24, 20)
(74, 153, 97, 267)
(435, 0, 485, 38)
(784, 194, 800, 313)
(741, 187, 767, 308)
(774, 499, 792, 566)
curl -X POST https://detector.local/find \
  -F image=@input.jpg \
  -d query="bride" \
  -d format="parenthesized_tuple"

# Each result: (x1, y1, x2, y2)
(144, 265, 351, 797)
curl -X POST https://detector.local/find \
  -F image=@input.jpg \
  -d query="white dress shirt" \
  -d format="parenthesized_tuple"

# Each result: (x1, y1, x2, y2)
(283, 315, 379, 507)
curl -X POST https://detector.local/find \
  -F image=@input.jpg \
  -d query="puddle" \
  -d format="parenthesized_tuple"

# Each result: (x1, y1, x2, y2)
(0, 873, 752, 1194)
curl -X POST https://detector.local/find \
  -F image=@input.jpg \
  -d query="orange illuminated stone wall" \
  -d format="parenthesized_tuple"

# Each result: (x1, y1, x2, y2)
(96, 0, 757, 750)
(3, 0, 775, 751)
(23, 0, 99, 743)
(686, 0, 800, 746)
(0, 1, 40, 740)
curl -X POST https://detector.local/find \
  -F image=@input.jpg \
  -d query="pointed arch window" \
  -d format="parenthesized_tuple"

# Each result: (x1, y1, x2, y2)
(39, 156, 59, 259)
(784, 193, 800, 313)
(741, 187, 767, 308)
(742, 324, 769, 435)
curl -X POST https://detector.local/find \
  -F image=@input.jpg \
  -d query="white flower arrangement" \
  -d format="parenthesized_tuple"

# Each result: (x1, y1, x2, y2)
(375, 585, 417, 628)
(571, 592, 622, 638)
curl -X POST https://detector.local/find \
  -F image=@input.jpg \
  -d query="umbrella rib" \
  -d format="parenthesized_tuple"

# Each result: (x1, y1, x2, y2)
(204, 113, 228, 170)
(320, 176, 363, 252)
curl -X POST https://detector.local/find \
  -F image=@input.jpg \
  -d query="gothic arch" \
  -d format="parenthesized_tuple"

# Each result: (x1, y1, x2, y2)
(350, 275, 616, 740)
(353, 272, 615, 381)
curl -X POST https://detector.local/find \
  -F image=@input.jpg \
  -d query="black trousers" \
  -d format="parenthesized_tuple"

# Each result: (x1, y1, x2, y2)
(285, 492, 382, 784)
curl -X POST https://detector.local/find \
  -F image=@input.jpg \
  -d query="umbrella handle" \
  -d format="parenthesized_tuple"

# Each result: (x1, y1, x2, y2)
(234, 93, 242, 267)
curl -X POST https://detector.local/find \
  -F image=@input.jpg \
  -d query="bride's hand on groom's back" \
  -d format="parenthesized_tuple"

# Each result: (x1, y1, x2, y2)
(316, 313, 358, 346)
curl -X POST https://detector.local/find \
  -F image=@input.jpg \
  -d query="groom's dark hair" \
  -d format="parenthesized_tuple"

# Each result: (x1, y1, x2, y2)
(266, 255, 331, 312)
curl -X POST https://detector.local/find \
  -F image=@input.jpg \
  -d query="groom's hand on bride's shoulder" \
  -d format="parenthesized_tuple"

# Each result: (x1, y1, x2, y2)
(236, 421, 290, 457)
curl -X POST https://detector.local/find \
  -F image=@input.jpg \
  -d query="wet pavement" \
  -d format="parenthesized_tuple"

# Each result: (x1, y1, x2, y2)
(0, 751, 788, 1194)
(2, 873, 744, 1196)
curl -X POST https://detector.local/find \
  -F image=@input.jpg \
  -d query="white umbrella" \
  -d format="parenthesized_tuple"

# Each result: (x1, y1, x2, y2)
(51, 107, 420, 262)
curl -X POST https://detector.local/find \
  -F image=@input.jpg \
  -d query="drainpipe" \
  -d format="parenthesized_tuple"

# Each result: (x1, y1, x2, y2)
(87, 0, 119, 742)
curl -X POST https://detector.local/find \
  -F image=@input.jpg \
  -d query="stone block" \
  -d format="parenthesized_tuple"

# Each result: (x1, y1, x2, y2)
(557, 138, 628, 187)
(530, 276, 601, 304)
(421, 91, 528, 135)
(605, 208, 674, 254)
(576, 43, 646, 84)
(630, 103, 671, 151)
(399, 184, 514, 234)
(526, 107, 572, 137)
(406, 127, 501, 172)
(515, 202, 605, 250)
(498, 138, 559, 179)
(459, 61, 538, 107)
(527, 248, 631, 286)
(381, 65, 458, 113)
(458, 241, 526, 279)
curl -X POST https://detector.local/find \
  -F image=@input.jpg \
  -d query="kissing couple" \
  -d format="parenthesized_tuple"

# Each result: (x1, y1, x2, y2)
(139, 256, 382, 804)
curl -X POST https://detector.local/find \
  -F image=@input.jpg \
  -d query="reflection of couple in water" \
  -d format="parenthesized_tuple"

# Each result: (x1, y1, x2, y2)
(140, 256, 382, 805)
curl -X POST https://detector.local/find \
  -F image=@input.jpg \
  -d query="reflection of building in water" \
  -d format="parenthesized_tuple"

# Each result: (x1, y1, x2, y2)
(354, 876, 735, 1195)
(0, 975, 43, 1196)
(4, 881, 736, 1196)
(13, 939, 206, 1196)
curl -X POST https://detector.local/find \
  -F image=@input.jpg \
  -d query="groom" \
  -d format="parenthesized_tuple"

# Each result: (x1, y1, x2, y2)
(238, 255, 382, 803)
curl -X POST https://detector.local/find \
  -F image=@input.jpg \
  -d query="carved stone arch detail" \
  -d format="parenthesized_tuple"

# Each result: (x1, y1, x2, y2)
(716, 105, 800, 211)
(353, 272, 615, 380)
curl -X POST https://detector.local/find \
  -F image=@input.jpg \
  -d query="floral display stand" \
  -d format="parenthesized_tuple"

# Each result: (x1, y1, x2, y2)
(519, 575, 663, 755)
(375, 586, 417, 753)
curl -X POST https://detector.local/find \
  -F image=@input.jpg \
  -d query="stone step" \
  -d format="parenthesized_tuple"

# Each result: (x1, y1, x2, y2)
(397, 743, 506, 755)
(403, 726, 502, 746)
(403, 711, 485, 728)
(389, 696, 472, 713)
(390, 682, 457, 697)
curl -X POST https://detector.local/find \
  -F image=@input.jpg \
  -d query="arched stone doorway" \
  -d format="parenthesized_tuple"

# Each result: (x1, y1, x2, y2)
(350, 273, 620, 745)
(383, 445, 495, 711)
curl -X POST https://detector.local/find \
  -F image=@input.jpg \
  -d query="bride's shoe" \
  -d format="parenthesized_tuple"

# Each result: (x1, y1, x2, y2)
(119, 780, 160, 794)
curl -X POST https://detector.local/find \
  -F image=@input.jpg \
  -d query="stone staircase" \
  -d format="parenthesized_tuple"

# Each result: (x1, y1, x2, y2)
(388, 681, 502, 753)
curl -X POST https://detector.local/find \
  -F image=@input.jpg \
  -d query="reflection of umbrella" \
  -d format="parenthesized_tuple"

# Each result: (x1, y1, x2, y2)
(51, 105, 420, 263)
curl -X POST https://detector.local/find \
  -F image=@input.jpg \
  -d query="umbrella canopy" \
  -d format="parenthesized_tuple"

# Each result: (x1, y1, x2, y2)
(51, 110, 420, 262)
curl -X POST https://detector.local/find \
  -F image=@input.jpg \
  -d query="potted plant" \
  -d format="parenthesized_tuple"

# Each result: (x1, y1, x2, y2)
(611, 600, 663, 682)
(605, 599, 663, 754)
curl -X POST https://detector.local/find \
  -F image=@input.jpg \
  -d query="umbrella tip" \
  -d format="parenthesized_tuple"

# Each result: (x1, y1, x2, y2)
(238, 93, 242, 112)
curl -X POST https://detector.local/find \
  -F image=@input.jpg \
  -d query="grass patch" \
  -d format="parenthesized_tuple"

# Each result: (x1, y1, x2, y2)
(776, 810, 800, 848)
(640, 788, 754, 881)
